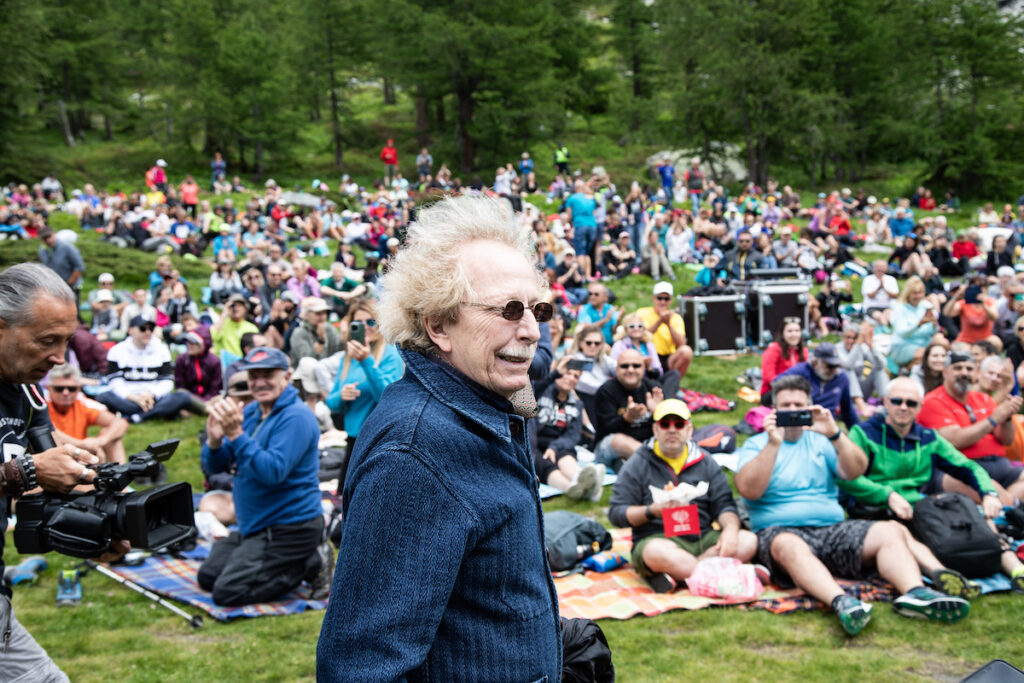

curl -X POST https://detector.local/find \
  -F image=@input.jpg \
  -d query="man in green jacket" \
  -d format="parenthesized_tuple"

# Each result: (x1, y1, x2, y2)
(840, 377, 1024, 593)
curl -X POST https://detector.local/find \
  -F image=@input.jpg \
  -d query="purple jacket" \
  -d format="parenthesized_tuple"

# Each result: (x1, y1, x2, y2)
(174, 326, 222, 398)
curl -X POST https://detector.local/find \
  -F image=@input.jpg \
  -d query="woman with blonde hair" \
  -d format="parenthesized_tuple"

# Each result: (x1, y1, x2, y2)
(325, 299, 404, 486)
(889, 276, 944, 371)
(566, 323, 616, 421)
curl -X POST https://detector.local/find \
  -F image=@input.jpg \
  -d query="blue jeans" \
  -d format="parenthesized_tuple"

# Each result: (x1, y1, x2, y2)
(690, 192, 702, 215)
(95, 390, 195, 422)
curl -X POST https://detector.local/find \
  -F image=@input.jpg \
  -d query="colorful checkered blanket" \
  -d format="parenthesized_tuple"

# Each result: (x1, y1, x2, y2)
(555, 528, 1012, 621)
(105, 540, 326, 622)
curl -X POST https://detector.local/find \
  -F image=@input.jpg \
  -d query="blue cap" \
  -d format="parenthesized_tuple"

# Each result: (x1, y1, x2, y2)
(242, 346, 290, 371)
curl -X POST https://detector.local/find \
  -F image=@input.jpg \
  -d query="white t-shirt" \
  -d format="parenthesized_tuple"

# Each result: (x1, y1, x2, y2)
(861, 273, 898, 309)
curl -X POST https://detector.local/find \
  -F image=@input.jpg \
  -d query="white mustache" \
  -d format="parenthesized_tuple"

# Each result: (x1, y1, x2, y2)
(498, 345, 536, 362)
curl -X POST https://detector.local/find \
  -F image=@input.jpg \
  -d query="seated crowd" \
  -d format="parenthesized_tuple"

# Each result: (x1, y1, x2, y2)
(8, 159, 1024, 637)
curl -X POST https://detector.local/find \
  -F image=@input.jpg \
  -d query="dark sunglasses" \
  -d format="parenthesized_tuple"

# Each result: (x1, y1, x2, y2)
(582, 340, 603, 347)
(51, 385, 79, 393)
(283, 306, 296, 314)
(364, 318, 378, 327)
(138, 324, 156, 333)
(626, 323, 645, 330)
(655, 295, 672, 302)
(464, 300, 553, 323)
(888, 397, 919, 408)
(1016, 326, 1024, 332)
(657, 418, 688, 430)
(618, 363, 643, 369)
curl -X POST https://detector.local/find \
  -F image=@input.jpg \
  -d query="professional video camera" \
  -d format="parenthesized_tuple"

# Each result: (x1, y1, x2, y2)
(14, 439, 197, 559)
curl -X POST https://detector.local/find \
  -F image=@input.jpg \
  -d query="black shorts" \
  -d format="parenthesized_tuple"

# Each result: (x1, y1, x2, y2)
(755, 520, 876, 588)
(973, 456, 1024, 489)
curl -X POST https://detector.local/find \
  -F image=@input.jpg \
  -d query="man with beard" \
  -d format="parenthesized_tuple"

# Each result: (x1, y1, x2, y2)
(919, 351, 1024, 504)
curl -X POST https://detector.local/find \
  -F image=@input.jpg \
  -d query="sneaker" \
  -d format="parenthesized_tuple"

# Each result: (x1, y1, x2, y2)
(567, 465, 598, 501)
(56, 569, 82, 607)
(647, 572, 676, 594)
(1009, 569, 1024, 595)
(931, 568, 981, 600)
(833, 594, 872, 636)
(587, 465, 607, 502)
(893, 586, 969, 623)
(309, 541, 335, 600)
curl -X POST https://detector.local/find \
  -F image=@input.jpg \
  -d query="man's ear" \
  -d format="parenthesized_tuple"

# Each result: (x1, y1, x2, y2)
(423, 315, 452, 354)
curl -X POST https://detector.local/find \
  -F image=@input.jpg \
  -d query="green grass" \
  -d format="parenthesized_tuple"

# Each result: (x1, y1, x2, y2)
(5, 185, 1024, 681)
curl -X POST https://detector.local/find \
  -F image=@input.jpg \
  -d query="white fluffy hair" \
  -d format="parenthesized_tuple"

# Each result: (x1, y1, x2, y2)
(377, 195, 545, 353)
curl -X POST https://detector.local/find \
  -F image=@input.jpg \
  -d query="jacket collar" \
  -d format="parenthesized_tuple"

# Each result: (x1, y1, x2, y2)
(401, 349, 517, 443)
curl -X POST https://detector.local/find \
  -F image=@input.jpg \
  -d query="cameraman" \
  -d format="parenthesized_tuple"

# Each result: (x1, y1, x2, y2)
(0, 263, 106, 681)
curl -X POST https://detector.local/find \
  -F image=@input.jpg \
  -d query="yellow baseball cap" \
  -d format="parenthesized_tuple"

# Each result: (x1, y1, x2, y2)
(652, 398, 692, 422)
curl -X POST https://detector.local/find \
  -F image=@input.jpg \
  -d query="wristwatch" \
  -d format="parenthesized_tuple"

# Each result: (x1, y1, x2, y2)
(984, 491, 1000, 498)
(15, 452, 37, 491)
(828, 429, 842, 441)
(645, 504, 656, 521)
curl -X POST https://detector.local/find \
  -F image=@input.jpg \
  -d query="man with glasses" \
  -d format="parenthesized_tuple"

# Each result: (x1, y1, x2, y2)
(736, 374, 970, 636)
(289, 297, 342, 367)
(838, 377, 1024, 594)
(95, 315, 197, 423)
(318, 197, 561, 681)
(722, 230, 765, 281)
(636, 281, 693, 378)
(593, 349, 663, 472)
(609, 398, 757, 593)
(919, 351, 1024, 504)
(577, 283, 619, 344)
(47, 364, 128, 464)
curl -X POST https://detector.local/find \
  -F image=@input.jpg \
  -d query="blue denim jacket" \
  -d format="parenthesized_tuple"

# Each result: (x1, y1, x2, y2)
(316, 350, 561, 682)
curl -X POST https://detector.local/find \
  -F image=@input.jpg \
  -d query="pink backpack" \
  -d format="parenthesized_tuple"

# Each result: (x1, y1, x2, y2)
(744, 406, 772, 433)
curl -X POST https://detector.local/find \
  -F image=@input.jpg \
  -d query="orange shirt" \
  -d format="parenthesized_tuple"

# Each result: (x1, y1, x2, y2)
(48, 400, 100, 440)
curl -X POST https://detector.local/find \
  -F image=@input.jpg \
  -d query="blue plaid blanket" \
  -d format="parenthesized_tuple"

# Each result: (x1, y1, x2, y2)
(106, 540, 327, 622)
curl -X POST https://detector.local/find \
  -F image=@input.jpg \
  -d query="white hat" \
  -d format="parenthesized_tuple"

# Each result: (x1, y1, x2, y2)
(93, 289, 114, 303)
(156, 159, 168, 168)
(98, 272, 115, 283)
(867, 196, 877, 205)
(997, 266, 1015, 279)
(293, 357, 323, 395)
(653, 281, 674, 297)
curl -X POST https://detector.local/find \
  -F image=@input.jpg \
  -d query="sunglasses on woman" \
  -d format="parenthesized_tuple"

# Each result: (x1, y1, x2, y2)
(463, 300, 553, 323)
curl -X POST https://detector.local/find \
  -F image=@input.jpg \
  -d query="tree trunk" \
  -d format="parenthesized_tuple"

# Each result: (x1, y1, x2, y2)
(454, 77, 476, 173)
(383, 77, 396, 105)
(739, 88, 756, 183)
(103, 83, 113, 141)
(415, 89, 430, 148)
(237, 138, 248, 173)
(327, 25, 343, 168)
(435, 98, 445, 128)
(701, 127, 718, 181)
(254, 138, 264, 176)
(57, 99, 75, 148)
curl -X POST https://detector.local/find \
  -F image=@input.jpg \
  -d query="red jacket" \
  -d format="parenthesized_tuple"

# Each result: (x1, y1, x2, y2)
(380, 145, 398, 165)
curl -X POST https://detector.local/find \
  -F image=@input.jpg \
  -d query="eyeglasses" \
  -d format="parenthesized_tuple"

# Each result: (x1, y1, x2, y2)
(588, 291, 601, 297)
(51, 385, 79, 393)
(283, 306, 295, 314)
(888, 397, 920, 408)
(626, 323, 645, 330)
(655, 295, 672, 302)
(618, 363, 643, 369)
(364, 318, 378, 327)
(1016, 326, 1024, 332)
(657, 418, 688, 430)
(582, 340, 603, 347)
(463, 300, 553, 323)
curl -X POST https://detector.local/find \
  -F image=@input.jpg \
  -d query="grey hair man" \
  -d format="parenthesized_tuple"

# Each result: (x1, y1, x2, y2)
(0, 263, 114, 681)
(317, 197, 561, 681)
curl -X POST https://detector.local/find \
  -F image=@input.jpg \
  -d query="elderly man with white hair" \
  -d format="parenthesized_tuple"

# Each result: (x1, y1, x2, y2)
(317, 197, 561, 681)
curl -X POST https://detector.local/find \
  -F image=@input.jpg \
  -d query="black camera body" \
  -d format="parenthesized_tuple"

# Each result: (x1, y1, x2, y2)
(14, 440, 196, 559)
(776, 409, 813, 427)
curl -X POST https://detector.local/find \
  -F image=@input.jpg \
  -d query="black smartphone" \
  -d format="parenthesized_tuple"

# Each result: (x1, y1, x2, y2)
(776, 409, 813, 427)
(349, 320, 366, 345)
(567, 358, 589, 371)
(964, 285, 981, 304)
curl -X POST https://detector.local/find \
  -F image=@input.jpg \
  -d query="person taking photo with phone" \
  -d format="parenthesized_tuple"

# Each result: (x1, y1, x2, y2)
(735, 374, 970, 637)
(324, 299, 403, 488)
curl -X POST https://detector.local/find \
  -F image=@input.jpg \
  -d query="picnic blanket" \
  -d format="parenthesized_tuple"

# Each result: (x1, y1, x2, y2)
(554, 528, 1012, 621)
(104, 540, 327, 622)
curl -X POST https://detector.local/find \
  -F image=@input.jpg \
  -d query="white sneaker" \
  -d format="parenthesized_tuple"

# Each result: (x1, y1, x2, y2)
(588, 464, 607, 502)
(567, 464, 598, 500)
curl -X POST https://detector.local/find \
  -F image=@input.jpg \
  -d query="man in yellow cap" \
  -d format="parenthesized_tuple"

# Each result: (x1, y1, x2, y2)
(608, 398, 757, 593)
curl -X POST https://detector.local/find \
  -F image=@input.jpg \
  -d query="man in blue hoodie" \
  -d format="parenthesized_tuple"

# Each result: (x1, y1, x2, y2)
(199, 346, 328, 606)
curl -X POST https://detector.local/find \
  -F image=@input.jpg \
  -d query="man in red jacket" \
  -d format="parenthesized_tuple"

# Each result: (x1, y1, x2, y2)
(380, 139, 398, 185)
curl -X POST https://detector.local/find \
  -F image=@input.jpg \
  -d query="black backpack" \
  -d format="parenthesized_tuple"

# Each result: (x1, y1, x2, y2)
(544, 511, 612, 572)
(912, 492, 1002, 578)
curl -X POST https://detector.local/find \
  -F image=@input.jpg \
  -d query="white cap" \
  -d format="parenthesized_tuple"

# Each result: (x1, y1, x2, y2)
(653, 281, 674, 297)
(93, 289, 114, 303)
(867, 196, 877, 204)
(156, 159, 168, 167)
(98, 272, 115, 283)
(998, 266, 1015, 279)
